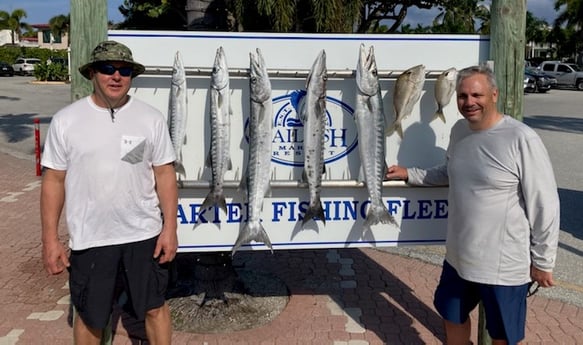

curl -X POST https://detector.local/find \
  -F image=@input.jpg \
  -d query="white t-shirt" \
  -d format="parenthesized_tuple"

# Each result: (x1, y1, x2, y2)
(407, 116, 560, 285)
(42, 96, 176, 250)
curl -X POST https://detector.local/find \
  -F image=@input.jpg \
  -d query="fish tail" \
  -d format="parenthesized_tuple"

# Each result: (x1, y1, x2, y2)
(386, 122, 404, 139)
(364, 203, 398, 227)
(200, 190, 227, 214)
(434, 107, 446, 123)
(232, 221, 273, 256)
(302, 200, 326, 227)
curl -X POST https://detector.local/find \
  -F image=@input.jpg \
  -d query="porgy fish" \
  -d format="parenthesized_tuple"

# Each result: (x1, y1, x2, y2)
(299, 50, 327, 228)
(167, 50, 188, 177)
(390, 64, 426, 138)
(434, 67, 457, 123)
(201, 47, 232, 214)
(354, 44, 397, 230)
(233, 48, 273, 255)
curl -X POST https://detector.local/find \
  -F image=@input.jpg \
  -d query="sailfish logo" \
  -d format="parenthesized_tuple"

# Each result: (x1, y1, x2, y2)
(270, 90, 358, 167)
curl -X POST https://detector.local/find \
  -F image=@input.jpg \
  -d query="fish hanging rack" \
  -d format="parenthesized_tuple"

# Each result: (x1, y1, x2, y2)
(177, 180, 411, 189)
(144, 66, 448, 79)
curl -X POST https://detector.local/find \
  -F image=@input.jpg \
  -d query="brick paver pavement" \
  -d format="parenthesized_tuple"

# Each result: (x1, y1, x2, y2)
(1, 152, 582, 344)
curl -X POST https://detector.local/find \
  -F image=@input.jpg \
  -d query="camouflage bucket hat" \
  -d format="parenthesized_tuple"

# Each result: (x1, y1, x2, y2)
(78, 40, 146, 79)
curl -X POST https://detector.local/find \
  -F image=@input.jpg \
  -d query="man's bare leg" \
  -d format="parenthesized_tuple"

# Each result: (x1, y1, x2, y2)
(73, 313, 102, 345)
(145, 302, 172, 345)
(444, 318, 472, 345)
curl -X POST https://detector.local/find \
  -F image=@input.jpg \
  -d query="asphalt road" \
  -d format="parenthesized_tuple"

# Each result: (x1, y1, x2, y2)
(1, 75, 582, 306)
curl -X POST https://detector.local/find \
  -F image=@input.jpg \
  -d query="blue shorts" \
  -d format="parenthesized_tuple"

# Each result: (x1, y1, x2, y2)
(68, 236, 169, 329)
(434, 260, 529, 344)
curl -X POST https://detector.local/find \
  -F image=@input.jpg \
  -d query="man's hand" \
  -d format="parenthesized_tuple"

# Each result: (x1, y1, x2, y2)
(531, 265, 555, 288)
(154, 226, 178, 264)
(42, 239, 70, 275)
(385, 165, 408, 181)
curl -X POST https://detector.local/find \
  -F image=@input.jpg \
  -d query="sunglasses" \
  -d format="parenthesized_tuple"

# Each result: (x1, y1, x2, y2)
(94, 64, 133, 77)
(527, 281, 540, 298)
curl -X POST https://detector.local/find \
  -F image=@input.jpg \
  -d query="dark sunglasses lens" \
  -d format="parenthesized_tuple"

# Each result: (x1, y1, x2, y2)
(118, 67, 133, 77)
(96, 64, 133, 77)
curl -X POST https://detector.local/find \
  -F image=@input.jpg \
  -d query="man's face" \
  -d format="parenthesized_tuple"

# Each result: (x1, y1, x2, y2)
(456, 73, 499, 130)
(91, 62, 133, 105)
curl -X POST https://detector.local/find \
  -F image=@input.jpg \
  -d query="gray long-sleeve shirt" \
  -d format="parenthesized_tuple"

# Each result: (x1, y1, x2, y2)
(407, 115, 560, 285)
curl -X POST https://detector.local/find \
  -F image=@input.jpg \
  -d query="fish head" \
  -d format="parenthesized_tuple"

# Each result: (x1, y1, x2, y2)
(406, 64, 427, 84)
(171, 50, 185, 84)
(211, 46, 229, 90)
(305, 50, 327, 97)
(356, 44, 379, 96)
(250, 48, 272, 103)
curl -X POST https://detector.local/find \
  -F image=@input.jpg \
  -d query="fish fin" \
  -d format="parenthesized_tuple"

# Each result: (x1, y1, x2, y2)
(238, 176, 247, 194)
(434, 108, 446, 123)
(301, 169, 307, 183)
(205, 151, 212, 167)
(364, 203, 398, 228)
(302, 199, 326, 227)
(175, 161, 186, 177)
(232, 221, 273, 255)
(322, 163, 326, 175)
(227, 158, 233, 171)
(396, 123, 404, 139)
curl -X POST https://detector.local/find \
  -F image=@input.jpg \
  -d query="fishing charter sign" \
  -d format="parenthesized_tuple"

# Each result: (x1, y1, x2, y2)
(109, 30, 490, 252)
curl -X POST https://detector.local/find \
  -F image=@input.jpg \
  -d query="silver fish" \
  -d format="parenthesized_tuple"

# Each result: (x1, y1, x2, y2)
(434, 67, 457, 123)
(233, 48, 273, 255)
(390, 64, 426, 138)
(355, 44, 397, 229)
(300, 50, 327, 228)
(201, 47, 232, 214)
(168, 50, 188, 177)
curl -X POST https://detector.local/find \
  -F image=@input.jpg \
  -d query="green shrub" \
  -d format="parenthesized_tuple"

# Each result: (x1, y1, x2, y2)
(34, 61, 69, 81)
(0, 46, 68, 80)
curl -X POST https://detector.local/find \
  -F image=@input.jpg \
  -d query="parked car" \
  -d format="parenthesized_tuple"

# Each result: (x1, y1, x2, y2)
(0, 61, 14, 77)
(12, 58, 41, 76)
(524, 68, 552, 93)
(539, 61, 583, 90)
(524, 74, 536, 93)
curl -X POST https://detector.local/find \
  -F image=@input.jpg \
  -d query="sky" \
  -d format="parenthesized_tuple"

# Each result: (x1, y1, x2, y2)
(0, 0, 560, 28)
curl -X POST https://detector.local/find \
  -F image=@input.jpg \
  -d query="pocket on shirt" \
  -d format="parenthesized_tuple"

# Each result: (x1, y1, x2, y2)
(120, 135, 146, 164)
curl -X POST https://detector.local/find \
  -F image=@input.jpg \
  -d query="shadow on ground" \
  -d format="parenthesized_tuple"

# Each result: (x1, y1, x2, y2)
(0, 113, 51, 143)
(524, 115, 583, 134)
(109, 249, 445, 344)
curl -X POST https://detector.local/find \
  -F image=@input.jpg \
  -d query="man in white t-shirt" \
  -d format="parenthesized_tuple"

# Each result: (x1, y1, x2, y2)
(386, 65, 559, 345)
(40, 40, 178, 345)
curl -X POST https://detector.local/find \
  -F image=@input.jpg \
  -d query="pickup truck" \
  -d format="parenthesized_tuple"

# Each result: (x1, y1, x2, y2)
(539, 61, 583, 90)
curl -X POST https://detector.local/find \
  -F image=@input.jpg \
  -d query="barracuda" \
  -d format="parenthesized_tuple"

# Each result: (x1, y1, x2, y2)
(354, 44, 398, 230)
(233, 48, 274, 255)
(201, 47, 232, 215)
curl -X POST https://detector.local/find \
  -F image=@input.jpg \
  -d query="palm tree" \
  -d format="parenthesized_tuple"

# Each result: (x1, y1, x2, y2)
(48, 14, 70, 43)
(553, 0, 583, 57)
(0, 9, 31, 44)
(432, 0, 489, 34)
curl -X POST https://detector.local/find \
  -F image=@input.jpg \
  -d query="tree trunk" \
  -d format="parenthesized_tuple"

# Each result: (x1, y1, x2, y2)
(489, 0, 526, 121)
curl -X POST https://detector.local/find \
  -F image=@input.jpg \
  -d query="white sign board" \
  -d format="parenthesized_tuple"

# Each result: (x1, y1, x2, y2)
(108, 30, 490, 252)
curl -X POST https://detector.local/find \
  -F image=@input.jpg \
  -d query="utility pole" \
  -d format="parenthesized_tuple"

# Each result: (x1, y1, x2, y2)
(70, 0, 108, 102)
(68, 5, 109, 343)
(489, 0, 526, 121)
(477, 1, 527, 344)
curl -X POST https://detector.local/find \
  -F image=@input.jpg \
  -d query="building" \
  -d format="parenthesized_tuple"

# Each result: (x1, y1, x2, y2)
(30, 24, 68, 50)
(0, 29, 18, 46)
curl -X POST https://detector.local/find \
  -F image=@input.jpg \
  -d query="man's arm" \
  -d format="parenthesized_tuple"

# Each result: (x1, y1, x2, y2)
(41, 168, 70, 275)
(153, 163, 178, 264)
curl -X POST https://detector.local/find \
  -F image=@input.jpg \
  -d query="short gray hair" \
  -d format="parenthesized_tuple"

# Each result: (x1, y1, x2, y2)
(456, 64, 498, 90)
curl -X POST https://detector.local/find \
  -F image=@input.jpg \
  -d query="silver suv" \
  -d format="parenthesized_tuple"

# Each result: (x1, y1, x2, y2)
(12, 58, 41, 76)
(539, 61, 583, 90)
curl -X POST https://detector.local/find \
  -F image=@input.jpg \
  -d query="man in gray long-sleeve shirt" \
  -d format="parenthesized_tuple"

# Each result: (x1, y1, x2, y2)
(387, 65, 559, 345)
